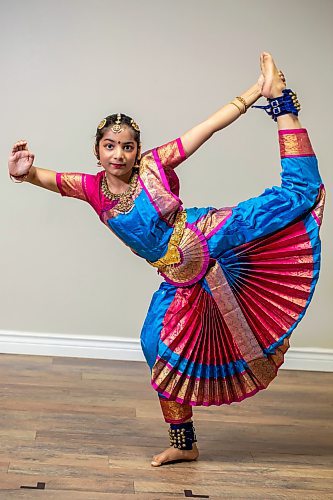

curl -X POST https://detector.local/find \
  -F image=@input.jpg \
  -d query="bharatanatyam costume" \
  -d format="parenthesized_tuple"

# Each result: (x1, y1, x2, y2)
(56, 122, 324, 430)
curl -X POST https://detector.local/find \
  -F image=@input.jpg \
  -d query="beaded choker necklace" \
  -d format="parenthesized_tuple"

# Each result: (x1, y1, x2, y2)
(101, 168, 139, 213)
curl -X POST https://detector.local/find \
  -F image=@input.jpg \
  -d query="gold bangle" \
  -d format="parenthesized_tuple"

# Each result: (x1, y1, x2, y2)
(235, 96, 248, 113)
(230, 100, 244, 115)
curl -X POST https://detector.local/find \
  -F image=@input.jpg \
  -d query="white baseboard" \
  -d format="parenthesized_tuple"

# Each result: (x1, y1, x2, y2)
(0, 331, 145, 362)
(0, 331, 332, 372)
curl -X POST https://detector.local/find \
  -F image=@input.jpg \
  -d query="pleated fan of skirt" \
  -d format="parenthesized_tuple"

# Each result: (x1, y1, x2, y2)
(151, 194, 324, 406)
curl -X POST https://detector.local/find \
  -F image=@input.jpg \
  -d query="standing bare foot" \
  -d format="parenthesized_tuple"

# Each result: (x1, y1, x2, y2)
(259, 52, 286, 99)
(151, 443, 199, 467)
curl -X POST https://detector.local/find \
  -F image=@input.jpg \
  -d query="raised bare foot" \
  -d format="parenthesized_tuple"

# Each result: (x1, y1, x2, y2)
(259, 52, 286, 99)
(151, 443, 199, 467)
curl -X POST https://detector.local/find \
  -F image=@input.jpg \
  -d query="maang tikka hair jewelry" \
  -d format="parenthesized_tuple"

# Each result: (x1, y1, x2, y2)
(111, 113, 123, 134)
(97, 115, 140, 134)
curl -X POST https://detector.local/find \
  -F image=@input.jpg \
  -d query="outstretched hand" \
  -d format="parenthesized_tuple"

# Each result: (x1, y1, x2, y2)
(8, 141, 35, 177)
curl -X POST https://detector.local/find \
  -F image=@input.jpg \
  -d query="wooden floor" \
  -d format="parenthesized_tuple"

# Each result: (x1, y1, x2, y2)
(0, 354, 332, 499)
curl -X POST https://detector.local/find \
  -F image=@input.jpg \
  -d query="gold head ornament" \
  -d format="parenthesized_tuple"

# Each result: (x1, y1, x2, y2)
(111, 113, 123, 134)
(97, 118, 107, 130)
(131, 119, 140, 132)
(97, 114, 140, 134)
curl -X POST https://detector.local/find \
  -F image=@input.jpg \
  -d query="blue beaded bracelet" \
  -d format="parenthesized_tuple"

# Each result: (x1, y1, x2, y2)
(252, 88, 301, 121)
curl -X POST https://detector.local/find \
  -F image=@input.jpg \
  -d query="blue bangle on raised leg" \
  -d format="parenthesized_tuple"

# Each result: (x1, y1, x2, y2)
(252, 88, 301, 121)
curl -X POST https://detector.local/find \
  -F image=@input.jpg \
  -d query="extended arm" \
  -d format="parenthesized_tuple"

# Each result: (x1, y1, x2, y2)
(8, 140, 95, 204)
(27, 167, 59, 192)
(181, 82, 261, 158)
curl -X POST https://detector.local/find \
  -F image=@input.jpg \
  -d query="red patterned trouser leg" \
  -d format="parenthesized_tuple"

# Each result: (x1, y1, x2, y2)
(159, 397, 193, 424)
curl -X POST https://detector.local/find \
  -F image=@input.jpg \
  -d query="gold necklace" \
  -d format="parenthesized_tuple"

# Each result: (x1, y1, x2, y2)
(101, 168, 139, 213)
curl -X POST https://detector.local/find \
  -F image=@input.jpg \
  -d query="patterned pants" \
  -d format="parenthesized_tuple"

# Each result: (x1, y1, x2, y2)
(159, 395, 193, 423)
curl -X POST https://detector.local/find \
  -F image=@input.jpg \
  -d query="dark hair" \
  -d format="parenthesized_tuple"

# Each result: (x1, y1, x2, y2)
(94, 113, 141, 160)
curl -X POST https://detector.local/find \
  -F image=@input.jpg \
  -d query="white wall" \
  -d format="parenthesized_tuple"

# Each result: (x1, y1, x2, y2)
(1, 0, 332, 348)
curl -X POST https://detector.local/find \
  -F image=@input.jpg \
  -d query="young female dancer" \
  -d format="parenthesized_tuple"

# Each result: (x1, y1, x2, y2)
(8, 53, 324, 467)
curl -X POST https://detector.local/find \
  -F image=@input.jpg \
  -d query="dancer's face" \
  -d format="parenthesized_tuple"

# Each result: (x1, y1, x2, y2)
(98, 126, 138, 178)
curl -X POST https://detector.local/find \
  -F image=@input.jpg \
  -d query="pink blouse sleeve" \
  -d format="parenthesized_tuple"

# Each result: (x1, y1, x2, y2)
(154, 138, 187, 169)
(56, 172, 88, 201)
(56, 172, 102, 213)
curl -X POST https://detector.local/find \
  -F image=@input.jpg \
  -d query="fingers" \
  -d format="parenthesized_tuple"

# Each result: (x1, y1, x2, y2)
(12, 140, 28, 154)
(11, 150, 30, 160)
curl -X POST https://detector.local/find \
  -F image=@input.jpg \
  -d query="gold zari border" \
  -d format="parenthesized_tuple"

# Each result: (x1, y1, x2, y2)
(279, 131, 314, 157)
(148, 210, 187, 270)
(159, 398, 193, 423)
